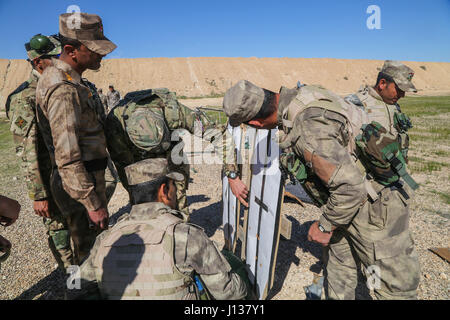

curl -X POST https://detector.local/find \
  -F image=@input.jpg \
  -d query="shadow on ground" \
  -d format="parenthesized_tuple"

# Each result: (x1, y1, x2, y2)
(267, 215, 372, 300)
(188, 200, 222, 237)
(14, 268, 66, 300)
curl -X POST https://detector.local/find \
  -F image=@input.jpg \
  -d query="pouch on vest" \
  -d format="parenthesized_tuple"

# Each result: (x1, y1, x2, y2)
(355, 121, 418, 190)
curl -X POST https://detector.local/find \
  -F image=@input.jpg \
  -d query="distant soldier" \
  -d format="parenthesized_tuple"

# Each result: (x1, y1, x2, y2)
(223, 79, 420, 299)
(107, 85, 120, 110)
(345, 60, 416, 162)
(97, 88, 109, 113)
(104, 88, 214, 216)
(66, 158, 248, 300)
(36, 13, 117, 263)
(6, 34, 73, 269)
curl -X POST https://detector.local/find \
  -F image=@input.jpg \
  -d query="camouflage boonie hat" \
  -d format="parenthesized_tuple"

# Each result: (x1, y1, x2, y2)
(59, 13, 116, 55)
(223, 80, 274, 127)
(125, 158, 184, 186)
(381, 60, 417, 93)
(25, 34, 61, 60)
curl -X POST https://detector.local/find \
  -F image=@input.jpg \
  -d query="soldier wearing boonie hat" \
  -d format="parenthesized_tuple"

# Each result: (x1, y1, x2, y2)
(67, 158, 248, 300)
(6, 33, 74, 270)
(35, 13, 117, 263)
(58, 13, 116, 55)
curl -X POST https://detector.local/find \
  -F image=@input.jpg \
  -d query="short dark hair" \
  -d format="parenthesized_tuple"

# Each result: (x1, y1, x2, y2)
(109, 85, 114, 89)
(251, 90, 277, 120)
(58, 34, 82, 50)
(376, 72, 395, 87)
(129, 176, 170, 205)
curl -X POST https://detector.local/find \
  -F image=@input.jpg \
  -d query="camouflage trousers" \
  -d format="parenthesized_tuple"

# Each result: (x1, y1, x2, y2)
(42, 197, 73, 270)
(323, 181, 420, 300)
(50, 169, 107, 264)
(105, 158, 119, 204)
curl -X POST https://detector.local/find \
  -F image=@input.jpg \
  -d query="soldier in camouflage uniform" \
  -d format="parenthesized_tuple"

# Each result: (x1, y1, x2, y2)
(223, 80, 420, 299)
(97, 89, 109, 113)
(66, 158, 248, 300)
(104, 88, 214, 216)
(345, 60, 416, 162)
(35, 13, 117, 264)
(6, 34, 73, 269)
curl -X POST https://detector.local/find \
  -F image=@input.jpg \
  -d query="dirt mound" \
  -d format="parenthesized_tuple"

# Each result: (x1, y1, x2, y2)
(1, 57, 450, 111)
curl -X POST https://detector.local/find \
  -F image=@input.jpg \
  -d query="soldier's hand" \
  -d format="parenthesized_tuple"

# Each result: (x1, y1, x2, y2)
(34, 200, 51, 218)
(229, 177, 249, 207)
(0, 235, 11, 253)
(307, 221, 333, 247)
(87, 207, 109, 230)
(0, 195, 20, 226)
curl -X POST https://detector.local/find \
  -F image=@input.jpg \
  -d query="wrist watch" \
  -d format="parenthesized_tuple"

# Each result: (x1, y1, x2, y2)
(226, 171, 238, 180)
(318, 223, 331, 233)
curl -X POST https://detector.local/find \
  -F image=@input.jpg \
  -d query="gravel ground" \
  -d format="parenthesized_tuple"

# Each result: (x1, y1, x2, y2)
(0, 158, 448, 300)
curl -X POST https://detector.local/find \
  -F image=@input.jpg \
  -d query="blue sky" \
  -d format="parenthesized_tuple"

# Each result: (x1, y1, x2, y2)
(0, 0, 449, 61)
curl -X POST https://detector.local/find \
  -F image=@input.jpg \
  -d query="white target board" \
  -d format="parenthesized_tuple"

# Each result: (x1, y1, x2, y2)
(246, 128, 283, 300)
(222, 125, 284, 299)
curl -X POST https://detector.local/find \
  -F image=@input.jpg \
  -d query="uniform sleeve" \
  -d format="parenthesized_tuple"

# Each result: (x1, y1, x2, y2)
(220, 123, 239, 174)
(46, 85, 102, 211)
(177, 103, 215, 136)
(292, 112, 367, 229)
(9, 94, 49, 201)
(174, 223, 247, 300)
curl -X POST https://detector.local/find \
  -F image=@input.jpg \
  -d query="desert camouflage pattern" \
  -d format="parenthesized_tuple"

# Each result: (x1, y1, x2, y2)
(107, 90, 120, 110)
(67, 202, 247, 300)
(7, 70, 74, 269)
(276, 84, 419, 299)
(276, 84, 369, 230)
(324, 180, 420, 299)
(104, 89, 214, 211)
(346, 85, 412, 161)
(98, 92, 108, 112)
(59, 13, 116, 56)
(36, 58, 108, 212)
(380, 60, 417, 93)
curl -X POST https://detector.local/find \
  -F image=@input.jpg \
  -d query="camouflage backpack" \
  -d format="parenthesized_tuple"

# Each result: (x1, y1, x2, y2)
(355, 121, 418, 190)
(118, 88, 180, 154)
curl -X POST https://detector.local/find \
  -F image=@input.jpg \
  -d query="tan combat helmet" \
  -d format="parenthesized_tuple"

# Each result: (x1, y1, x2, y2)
(25, 34, 61, 60)
(59, 12, 116, 55)
(380, 60, 417, 93)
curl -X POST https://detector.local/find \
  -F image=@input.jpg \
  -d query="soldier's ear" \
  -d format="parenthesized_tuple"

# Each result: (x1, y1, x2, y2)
(378, 78, 388, 91)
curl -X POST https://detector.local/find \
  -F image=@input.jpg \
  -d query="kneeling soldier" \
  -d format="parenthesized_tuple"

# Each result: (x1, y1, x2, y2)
(67, 158, 248, 300)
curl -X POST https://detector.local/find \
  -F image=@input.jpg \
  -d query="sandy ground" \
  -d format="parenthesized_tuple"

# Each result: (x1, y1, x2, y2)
(0, 147, 448, 300)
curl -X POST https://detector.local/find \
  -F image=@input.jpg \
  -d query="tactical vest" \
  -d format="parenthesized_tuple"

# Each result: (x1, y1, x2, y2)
(346, 86, 412, 161)
(278, 84, 381, 205)
(93, 205, 194, 300)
